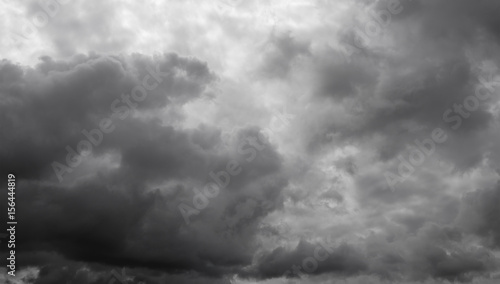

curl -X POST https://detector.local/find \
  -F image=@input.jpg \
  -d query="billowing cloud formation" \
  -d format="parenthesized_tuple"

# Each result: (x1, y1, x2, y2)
(0, 53, 215, 179)
(1, 0, 500, 283)
(0, 53, 289, 280)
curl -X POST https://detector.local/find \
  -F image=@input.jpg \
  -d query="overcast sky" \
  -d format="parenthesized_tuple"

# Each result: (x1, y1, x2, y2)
(1, 0, 500, 283)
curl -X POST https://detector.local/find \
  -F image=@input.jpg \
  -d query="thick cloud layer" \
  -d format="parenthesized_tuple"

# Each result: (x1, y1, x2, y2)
(1, 0, 500, 283)
(0, 53, 289, 280)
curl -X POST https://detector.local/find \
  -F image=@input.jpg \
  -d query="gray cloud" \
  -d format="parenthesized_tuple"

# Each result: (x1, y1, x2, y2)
(2, 1, 500, 283)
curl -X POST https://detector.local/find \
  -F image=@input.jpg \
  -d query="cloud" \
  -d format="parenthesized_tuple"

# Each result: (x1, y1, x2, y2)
(251, 240, 368, 279)
(2, 0, 500, 283)
(0, 52, 289, 279)
(0, 53, 215, 179)
(457, 182, 500, 248)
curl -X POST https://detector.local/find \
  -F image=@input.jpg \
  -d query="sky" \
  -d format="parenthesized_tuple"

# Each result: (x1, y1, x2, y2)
(1, 0, 500, 283)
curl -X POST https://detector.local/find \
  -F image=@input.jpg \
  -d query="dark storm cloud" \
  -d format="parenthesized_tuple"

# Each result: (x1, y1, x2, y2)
(252, 240, 368, 279)
(248, 222, 496, 282)
(11, 125, 287, 277)
(3, 1, 500, 283)
(11, 253, 233, 284)
(361, 222, 495, 282)
(0, 53, 214, 179)
(458, 182, 500, 249)
(0, 52, 290, 280)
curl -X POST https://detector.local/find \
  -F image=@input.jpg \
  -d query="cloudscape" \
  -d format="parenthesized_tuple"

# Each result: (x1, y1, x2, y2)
(1, 0, 500, 283)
